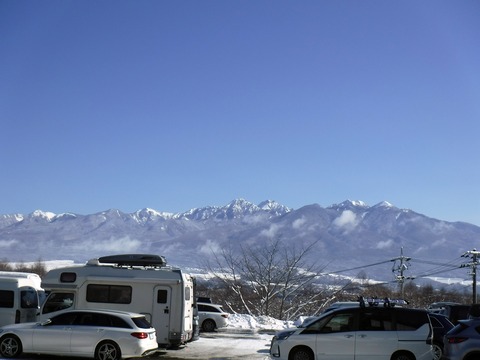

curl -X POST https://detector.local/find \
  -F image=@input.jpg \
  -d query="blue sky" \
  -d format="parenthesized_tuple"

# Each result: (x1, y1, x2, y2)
(1, 1, 479, 225)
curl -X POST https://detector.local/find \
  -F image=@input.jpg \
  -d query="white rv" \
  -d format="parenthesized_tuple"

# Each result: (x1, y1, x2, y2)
(0, 271, 45, 327)
(39, 254, 195, 347)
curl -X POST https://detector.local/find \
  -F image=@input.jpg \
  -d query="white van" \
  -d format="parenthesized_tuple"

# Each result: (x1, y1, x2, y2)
(270, 305, 433, 360)
(0, 272, 45, 327)
(39, 254, 195, 347)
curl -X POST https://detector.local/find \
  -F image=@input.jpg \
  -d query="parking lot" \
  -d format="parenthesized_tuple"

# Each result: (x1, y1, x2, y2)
(0, 331, 274, 360)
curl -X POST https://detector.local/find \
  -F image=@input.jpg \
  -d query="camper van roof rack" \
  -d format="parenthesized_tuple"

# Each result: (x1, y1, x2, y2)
(357, 296, 408, 308)
(95, 254, 167, 268)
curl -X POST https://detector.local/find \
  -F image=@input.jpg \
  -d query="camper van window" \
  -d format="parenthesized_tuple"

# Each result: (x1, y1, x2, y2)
(21, 290, 39, 308)
(86, 284, 132, 304)
(185, 287, 191, 301)
(157, 289, 168, 304)
(0, 290, 14, 308)
(42, 292, 74, 314)
(60, 272, 77, 283)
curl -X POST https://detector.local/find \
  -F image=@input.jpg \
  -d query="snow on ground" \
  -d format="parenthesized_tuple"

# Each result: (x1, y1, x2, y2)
(158, 314, 298, 359)
(227, 313, 297, 331)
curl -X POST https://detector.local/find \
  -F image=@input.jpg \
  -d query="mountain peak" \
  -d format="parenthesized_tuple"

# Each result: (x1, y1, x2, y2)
(31, 210, 56, 221)
(373, 201, 394, 208)
(328, 200, 369, 210)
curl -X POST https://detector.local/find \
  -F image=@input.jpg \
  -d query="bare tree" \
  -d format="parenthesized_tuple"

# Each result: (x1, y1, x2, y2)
(204, 238, 327, 320)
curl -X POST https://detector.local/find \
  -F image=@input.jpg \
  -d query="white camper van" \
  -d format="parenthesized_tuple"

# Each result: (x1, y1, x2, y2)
(39, 254, 195, 347)
(0, 272, 45, 327)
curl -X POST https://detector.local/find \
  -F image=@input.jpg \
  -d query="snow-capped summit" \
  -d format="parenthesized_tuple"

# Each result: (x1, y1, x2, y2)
(328, 200, 369, 211)
(31, 210, 56, 221)
(133, 208, 173, 223)
(373, 201, 394, 208)
(258, 200, 292, 216)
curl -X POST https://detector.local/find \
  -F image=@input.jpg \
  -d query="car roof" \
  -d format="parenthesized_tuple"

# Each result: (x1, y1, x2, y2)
(56, 309, 146, 317)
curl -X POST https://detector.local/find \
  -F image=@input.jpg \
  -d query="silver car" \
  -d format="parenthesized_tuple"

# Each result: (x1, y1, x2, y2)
(442, 317, 480, 360)
(0, 309, 158, 360)
(197, 302, 229, 332)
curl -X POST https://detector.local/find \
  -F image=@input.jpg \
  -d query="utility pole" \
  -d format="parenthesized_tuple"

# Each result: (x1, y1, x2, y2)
(391, 247, 413, 297)
(461, 249, 479, 304)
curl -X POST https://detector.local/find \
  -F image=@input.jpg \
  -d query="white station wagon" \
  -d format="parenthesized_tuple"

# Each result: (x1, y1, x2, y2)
(0, 309, 158, 360)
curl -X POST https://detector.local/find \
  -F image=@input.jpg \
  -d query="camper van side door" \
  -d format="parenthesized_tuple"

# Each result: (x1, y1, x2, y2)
(152, 286, 171, 344)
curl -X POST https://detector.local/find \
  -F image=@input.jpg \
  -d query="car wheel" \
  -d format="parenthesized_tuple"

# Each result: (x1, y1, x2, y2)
(95, 340, 121, 360)
(289, 346, 314, 360)
(202, 319, 216, 332)
(391, 352, 414, 360)
(0, 335, 23, 358)
(432, 342, 443, 360)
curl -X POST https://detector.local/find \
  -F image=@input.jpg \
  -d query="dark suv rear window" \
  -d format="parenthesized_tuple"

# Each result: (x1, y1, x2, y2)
(198, 304, 220, 313)
(132, 316, 152, 329)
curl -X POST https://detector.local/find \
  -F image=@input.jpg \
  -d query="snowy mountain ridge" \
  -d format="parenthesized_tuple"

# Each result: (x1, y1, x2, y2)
(1, 199, 405, 225)
(1, 198, 479, 285)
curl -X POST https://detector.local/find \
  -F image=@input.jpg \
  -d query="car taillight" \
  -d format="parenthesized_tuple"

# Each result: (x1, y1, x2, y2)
(131, 332, 149, 339)
(447, 337, 468, 344)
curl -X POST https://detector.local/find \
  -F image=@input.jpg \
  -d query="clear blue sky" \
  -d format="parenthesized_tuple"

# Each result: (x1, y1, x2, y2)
(1, 1, 479, 225)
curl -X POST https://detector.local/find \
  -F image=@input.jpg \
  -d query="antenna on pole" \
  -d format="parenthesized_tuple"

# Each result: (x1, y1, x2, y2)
(391, 247, 412, 297)
(461, 249, 479, 304)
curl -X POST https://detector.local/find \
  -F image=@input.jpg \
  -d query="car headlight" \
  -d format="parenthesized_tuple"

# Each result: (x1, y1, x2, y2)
(274, 329, 297, 341)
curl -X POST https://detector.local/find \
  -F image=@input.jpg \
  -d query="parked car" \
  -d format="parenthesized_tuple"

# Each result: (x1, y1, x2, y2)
(428, 312, 454, 360)
(0, 309, 158, 360)
(197, 302, 229, 332)
(428, 302, 471, 324)
(270, 305, 433, 360)
(442, 305, 480, 360)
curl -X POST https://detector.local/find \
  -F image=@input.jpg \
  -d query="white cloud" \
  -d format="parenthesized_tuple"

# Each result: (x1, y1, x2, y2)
(260, 224, 280, 238)
(431, 238, 447, 247)
(199, 239, 221, 255)
(333, 210, 359, 229)
(292, 217, 306, 229)
(376, 239, 394, 249)
(0, 239, 18, 248)
(77, 236, 142, 253)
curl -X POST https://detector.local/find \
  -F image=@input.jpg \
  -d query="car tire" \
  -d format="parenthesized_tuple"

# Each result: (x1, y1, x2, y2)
(202, 319, 216, 332)
(289, 346, 314, 360)
(432, 342, 443, 360)
(391, 352, 414, 360)
(0, 335, 23, 358)
(95, 340, 121, 360)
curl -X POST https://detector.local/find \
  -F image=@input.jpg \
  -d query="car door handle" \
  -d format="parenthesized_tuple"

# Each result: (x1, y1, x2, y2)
(358, 334, 367, 338)
(344, 334, 354, 338)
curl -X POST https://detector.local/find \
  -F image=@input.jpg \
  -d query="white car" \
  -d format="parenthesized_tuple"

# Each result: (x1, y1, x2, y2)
(197, 302, 229, 332)
(0, 309, 158, 360)
(270, 306, 433, 360)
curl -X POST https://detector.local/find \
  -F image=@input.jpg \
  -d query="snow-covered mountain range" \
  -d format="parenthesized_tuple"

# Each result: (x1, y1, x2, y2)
(1, 199, 479, 284)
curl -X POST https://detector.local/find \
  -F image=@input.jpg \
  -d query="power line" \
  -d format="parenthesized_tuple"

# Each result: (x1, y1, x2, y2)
(326, 259, 393, 274)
